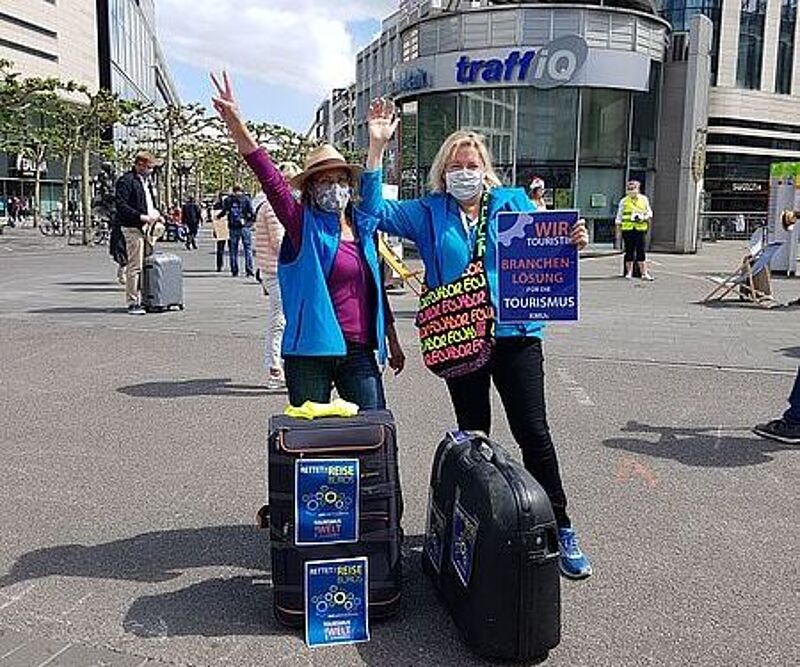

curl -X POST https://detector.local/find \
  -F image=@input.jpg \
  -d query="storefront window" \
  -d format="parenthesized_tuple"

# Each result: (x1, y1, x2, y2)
(400, 101, 419, 199)
(579, 89, 629, 167)
(516, 87, 578, 204)
(577, 168, 626, 244)
(776, 0, 797, 94)
(737, 0, 767, 90)
(630, 64, 661, 172)
(417, 93, 458, 190)
(458, 89, 515, 183)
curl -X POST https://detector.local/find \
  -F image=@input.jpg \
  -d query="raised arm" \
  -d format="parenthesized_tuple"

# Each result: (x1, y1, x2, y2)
(211, 71, 302, 248)
(360, 98, 426, 242)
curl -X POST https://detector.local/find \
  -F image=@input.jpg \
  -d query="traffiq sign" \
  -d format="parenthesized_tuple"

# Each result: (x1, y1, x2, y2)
(455, 36, 588, 89)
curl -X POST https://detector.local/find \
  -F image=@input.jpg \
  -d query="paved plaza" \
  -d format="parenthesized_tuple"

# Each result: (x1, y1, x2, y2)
(0, 227, 797, 666)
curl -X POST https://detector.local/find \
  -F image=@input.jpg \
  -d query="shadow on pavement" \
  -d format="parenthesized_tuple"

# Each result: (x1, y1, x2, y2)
(778, 345, 800, 359)
(118, 378, 282, 398)
(0, 525, 267, 590)
(603, 420, 795, 467)
(67, 287, 123, 293)
(28, 306, 124, 315)
(355, 538, 493, 667)
(123, 575, 281, 638)
(55, 281, 114, 287)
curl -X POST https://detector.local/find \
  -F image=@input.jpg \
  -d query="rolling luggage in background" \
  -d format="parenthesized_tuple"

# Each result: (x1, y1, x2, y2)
(267, 410, 403, 627)
(423, 431, 561, 661)
(142, 252, 183, 312)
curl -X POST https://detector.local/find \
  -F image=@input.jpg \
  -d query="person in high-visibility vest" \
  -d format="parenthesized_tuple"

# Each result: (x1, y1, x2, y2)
(615, 180, 654, 281)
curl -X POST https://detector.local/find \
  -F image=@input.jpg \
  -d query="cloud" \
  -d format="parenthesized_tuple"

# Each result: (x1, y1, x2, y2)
(156, 0, 397, 97)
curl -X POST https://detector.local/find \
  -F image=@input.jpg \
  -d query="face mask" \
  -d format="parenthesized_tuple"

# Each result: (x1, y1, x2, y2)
(314, 182, 351, 213)
(445, 168, 484, 202)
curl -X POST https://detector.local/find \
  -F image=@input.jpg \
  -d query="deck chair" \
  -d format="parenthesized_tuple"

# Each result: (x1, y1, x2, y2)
(377, 236, 425, 296)
(704, 239, 782, 307)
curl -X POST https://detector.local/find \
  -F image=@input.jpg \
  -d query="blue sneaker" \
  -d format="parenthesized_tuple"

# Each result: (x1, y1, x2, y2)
(558, 526, 592, 580)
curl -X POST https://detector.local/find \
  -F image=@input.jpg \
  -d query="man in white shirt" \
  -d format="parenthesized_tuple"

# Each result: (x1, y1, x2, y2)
(113, 151, 163, 314)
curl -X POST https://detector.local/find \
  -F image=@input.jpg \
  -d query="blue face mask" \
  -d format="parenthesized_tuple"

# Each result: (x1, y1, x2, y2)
(314, 182, 351, 213)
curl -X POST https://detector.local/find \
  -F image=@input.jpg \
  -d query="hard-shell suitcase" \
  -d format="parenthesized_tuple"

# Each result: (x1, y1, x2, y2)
(423, 431, 561, 661)
(267, 410, 403, 627)
(143, 252, 183, 311)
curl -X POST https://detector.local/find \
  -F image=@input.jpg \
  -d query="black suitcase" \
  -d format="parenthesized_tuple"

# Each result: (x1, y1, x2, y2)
(423, 431, 561, 661)
(267, 410, 403, 627)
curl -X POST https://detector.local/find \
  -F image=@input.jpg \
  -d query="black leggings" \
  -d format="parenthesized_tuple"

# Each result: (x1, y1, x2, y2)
(622, 229, 646, 263)
(445, 337, 570, 527)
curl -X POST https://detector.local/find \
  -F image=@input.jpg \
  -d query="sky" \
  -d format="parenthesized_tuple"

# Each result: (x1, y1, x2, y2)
(155, 0, 398, 134)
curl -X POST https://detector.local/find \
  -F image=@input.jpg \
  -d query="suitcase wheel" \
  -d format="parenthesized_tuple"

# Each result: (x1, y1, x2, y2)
(256, 504, 270, 530)
(178, 304, 184, 310)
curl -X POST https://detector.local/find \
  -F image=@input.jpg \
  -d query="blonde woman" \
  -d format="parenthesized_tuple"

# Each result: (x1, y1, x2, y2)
(361, 99, 592, 580)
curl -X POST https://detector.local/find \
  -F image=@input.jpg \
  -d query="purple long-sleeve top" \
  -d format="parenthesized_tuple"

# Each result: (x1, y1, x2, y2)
(244, 147, 381, 346)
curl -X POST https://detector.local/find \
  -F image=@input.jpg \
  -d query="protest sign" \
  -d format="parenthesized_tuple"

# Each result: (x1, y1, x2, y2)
(496, 210, 580, 322)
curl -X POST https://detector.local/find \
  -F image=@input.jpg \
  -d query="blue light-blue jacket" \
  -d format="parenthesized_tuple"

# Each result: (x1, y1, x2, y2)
(360, 168, 544, 339)
(278, 205, 387, 361)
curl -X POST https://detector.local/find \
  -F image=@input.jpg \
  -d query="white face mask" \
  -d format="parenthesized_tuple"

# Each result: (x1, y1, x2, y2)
(445, 168, 484, 202)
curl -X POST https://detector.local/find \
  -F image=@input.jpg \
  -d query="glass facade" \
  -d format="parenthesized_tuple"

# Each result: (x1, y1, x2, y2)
(658, 1, 722, 84)
(737, 0, 768, 90)
(776, 0, 797, 94)
(400, 81, 660, 244)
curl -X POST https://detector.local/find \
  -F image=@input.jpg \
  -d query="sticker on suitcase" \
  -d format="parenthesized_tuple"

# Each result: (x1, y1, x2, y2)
(305, 557, 369, 647)
(451, 499, 479, 587)
(424, 489, 446, 573)
(295, 459, 359, 546)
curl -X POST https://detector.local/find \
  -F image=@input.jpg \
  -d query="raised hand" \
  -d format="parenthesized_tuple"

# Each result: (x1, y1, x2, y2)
(368, 97, 399, 146)
(572, 219, 589, 250)
(210, 71, 241, 126)
(209, 70, 256, 155)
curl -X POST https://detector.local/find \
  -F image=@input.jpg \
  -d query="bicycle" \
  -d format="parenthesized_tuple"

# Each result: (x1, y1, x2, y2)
(39, 212, 66, 236)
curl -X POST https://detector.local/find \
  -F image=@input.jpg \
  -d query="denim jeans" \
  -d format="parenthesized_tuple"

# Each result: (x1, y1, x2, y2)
(784, 368, 800, 425)
(445, 337, 571, 527)
(284, 344, 386, 410)
(229, 226, 254, 276)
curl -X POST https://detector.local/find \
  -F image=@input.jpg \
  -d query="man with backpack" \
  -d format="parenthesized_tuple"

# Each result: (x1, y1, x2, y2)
(217, 184, 254, 277)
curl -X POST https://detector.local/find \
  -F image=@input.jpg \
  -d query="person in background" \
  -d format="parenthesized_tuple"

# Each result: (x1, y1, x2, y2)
(615, 180, 654, 281)
(217, 184, 254, 278)
(114, 151, 163, 315)
(529, 176, 547, 210)
(211, 71, 404, 409)
(753, 368, 800, 444)
(182, 196, 202, 250)
(212, 197, 230, 273)
(363, 98, 592, 579)
(253, 162, 301, 389)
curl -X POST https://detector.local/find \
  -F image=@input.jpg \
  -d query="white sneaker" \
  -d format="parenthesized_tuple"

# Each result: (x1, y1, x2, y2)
(642, 273, 655, 282)
(266, 369, 285, 389)
(624, 273, 633, 280)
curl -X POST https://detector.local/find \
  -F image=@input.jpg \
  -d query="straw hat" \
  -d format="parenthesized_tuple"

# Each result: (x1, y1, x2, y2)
(143, 220, 166, 246)
(289, 145, 362, 191)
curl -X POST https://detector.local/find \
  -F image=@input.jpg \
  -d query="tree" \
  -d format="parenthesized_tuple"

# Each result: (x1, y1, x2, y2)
(0, 60, 64, 227)
(128, 103, 218, 209)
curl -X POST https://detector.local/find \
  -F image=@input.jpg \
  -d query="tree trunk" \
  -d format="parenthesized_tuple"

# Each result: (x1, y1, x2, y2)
(81, 141, 92, 246)
(62, 150, 74, 219)
(165, 117, 175, 211)
(32, 145, 47, 228)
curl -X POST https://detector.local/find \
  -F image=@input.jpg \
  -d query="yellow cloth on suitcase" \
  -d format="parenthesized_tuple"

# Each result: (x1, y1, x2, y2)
(284, 398, 359, 420)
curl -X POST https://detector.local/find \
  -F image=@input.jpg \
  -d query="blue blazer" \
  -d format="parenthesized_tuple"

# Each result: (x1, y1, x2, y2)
(278, 205, 387, 361)
(360, 169, 544, 339)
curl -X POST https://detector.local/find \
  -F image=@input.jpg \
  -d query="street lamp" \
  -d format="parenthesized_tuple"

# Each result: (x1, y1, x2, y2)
(176, 157, 193, 204)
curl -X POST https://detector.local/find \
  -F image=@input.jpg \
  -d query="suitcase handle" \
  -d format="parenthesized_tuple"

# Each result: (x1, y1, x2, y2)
(467, 433, 534, 515)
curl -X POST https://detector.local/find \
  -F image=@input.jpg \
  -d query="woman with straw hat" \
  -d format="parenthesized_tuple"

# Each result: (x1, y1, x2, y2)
(211, 72, 403, 409)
